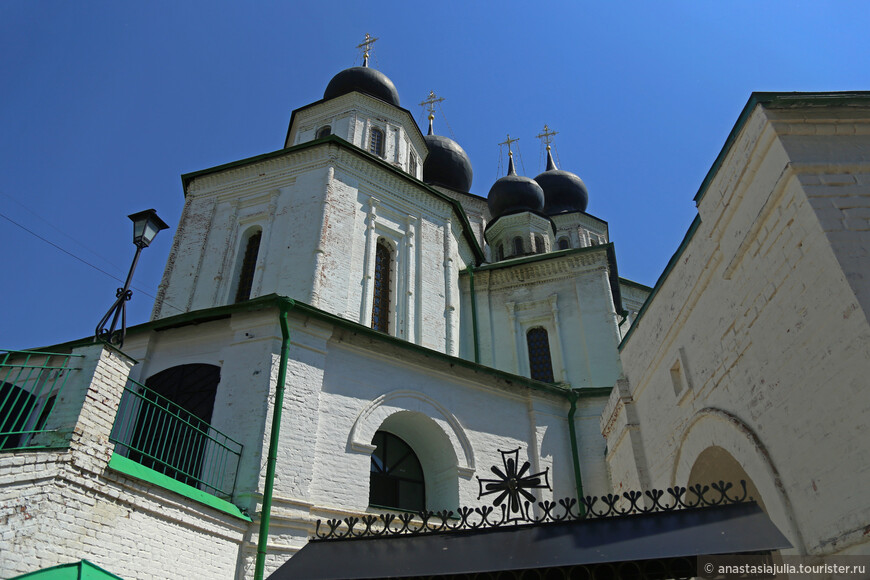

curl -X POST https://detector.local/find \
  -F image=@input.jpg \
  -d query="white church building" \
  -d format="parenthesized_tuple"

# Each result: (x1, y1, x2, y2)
(2, 45, 869, 579)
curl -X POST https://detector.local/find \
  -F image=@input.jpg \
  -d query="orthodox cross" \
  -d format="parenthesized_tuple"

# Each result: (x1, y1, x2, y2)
(498, 133, 520, 155)
(357, 33, 379, 66)
(419, 90, 445, 120)
(536, 124, 558, 150)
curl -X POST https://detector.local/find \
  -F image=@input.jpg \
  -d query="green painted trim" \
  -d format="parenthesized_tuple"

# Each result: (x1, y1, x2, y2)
(694, 91, 870, 205)
(181, 135, 485, 265)
(619, 215, 702, 350)
(35, 293, 587, 400)
(108, 454, 251, 521)
(10, 559, 126, 580)
(566, 391, 586, 514)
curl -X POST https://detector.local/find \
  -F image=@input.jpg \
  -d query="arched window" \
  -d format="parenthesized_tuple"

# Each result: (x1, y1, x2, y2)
(534, 234, 545, 254)
(369, 127, 385, 157)
(0, 382, 36, 450)
(125, 364, 221, 488)
(558, 237, 570, 250)
(526, 327, 555, 383)
(496, 243, 504, 261)
(235, 229, 262, 303)
(371, 239, 392, 333)
(408, 153, 418, 177)
(369, 430, 425, 512)
(315, 125, 331, 139)
(513, 236, 524, 256)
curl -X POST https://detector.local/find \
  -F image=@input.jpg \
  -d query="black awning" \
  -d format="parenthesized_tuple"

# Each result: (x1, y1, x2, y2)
(270, 502, 791, 579)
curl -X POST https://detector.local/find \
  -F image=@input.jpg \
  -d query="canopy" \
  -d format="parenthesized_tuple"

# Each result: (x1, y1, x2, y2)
(270, 502, 790, 579)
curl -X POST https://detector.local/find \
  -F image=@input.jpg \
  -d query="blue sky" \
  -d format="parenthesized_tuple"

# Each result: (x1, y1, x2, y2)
(2, 1, 869, 350)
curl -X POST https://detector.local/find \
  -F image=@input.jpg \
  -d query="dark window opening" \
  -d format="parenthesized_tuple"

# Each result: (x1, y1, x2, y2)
(370, 128, 385, 157)
(513, 237, 524, 256)
(369, 431, 425, 512)
(316, 126, 331, 139)
(0, 382, 36, 450)
(527, 327, 555, 383)
(128, 364, 220, 488)
(235, 230, 262, 303)
(496, 243, 504, 261)
(558, 237, 570, 250)
(534, 234, 545, 254)
(372, 240, 392, 333)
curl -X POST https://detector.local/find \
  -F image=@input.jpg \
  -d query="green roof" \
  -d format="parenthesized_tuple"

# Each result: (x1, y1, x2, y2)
(11, 560, 125, 580)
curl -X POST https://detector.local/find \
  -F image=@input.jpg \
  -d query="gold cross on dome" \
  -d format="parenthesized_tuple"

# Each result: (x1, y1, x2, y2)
(498, 134, 520, 154)
(536, 124, 558, 149)
(357, 33, 379, 65)
(419, 90, 445, 119)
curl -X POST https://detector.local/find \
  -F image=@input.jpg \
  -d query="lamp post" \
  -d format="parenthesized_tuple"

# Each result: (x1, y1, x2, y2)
(95, 209, 169, 348)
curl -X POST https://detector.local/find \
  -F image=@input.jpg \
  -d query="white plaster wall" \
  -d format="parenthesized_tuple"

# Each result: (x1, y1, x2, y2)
(461, 249, 623, 389)
(614, 104, 870, 556)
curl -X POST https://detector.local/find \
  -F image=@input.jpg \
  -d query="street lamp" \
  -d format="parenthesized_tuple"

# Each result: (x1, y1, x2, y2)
(95, 209, 169, 348)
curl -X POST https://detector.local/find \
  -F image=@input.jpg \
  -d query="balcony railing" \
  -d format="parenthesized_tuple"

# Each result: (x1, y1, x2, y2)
(0, 349, 83, 451)
(110, 379, 243, 499)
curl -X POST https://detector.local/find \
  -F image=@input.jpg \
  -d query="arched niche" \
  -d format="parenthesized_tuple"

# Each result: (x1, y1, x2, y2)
(673, 408, 806, 554)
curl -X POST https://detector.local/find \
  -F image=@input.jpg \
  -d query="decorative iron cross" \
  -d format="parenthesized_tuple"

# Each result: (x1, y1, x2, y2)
(477, 448, 551, 522)
(498, 133, 520, 155)
(536, 124, 558, 149)
(357, 33, 379, 66)
(419, 90, 445, 118)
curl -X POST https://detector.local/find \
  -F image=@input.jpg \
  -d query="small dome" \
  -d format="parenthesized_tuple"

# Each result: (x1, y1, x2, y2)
(422, 120, 473, 192)
(535, 149, 588, 214)
(323, 66, 400, 107)
(487, 155, 545, 220)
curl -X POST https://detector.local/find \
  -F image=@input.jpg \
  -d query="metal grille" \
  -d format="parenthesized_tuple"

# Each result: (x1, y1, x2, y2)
(0, 349, 82, 450)
(110, 379, 242, 498)
(527, 328, 555, 383)
(235, 230, 261, 303)
(371, 241, 391, 333)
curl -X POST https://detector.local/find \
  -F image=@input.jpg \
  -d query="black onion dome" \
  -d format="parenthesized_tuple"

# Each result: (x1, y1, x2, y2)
(487, 155, 545, 220)
(422, 119, 473, 192)
(535, 150, 589, 214)
(323, 66, 400, 107)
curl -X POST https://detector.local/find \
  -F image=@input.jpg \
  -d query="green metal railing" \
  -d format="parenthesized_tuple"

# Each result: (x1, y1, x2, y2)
(0, 349, 83, 450)
(110, 379, 243, 499)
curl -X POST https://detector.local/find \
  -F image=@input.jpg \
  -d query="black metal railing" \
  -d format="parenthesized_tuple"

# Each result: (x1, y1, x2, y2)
(110, 379, 242, 499)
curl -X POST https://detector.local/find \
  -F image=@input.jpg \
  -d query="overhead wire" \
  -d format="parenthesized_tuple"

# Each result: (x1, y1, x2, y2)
(0, 210, 185, 314)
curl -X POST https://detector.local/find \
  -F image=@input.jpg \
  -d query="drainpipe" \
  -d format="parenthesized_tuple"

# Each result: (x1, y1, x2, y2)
(254, 300, 293, 580)
(468, 265, 480, 364)
(567, 389, 586, 516)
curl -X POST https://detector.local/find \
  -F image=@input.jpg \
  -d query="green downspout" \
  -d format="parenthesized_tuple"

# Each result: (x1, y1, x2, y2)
(468, 265, 480, 363)
(567, 389, 586, 516)
(254, 301, 294, 580)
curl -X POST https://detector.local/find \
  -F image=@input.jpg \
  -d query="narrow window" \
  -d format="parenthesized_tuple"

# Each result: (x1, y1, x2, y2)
(534, 234, 545, 254)
(513, 236, 524, 256)
(370, 431, 425, 512)
(370, 127, 385, 157)
(371, 240, 392, 333)
(316, 125, 331, 139)
(497, 243, 504, 261)
(408, 153, 418, 177)
(589, 236, 599, 247)
(558, 237, 570, 250)
(526, 327, 555, 383)
(235, 230, 262, 303)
